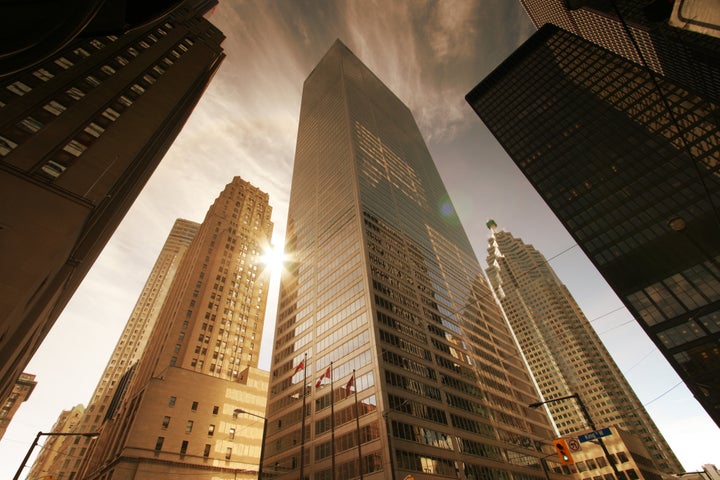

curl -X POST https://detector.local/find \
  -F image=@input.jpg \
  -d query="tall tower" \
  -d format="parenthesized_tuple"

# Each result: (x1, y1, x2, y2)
(466, 25, 720, 427)
(82, 177, 273, 480)
(28, 218, 199, 480)
(485, 220, 682, 474)
(262, 41, 555, 480)
(0, 1, 225, 402)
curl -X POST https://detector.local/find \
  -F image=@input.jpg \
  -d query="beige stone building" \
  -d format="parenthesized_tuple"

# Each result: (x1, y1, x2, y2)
(26, 404, 85, 480)
(0, 372, 36, 441)
(549, 427, 669, 480)
(28, 219, 198, 480)
(82, 177, 274, 480)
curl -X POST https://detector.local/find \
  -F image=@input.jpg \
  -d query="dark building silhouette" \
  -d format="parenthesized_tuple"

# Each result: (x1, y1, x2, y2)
(263, 40, 556, 480)
(520, 0, 720, 103)
(467, 24, 720, 427)
(0, 2, 224, 403)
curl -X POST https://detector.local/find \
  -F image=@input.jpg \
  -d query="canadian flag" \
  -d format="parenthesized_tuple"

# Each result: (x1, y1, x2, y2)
(315, 366, 331, 388)
(288, 359, 305, 380)
(345, 374, 355, 396)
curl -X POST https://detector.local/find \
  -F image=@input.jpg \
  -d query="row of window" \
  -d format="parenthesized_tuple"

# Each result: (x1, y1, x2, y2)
(154, 437, 232, 459)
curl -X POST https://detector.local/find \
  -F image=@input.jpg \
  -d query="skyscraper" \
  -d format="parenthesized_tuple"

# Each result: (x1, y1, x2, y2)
(466, 24, 720, 426)
(519, 0, 720, 103)
(82, 177, 274, 480)
(28, 218, 199, 480)
(485, 220, 681, 474)
(0, 1, 225, 402)
(262, 40, 555, 480)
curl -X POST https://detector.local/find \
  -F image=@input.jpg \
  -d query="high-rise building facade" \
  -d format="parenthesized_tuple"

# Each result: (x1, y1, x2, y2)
(26, 404, 85, 480)
(28, 218, 199, 480)
(262, 40, 556, 480)
(519, 0, 720, 103)
(466, 24, 720, 426)
(0, 372, 35, 441)
(485, 221, 681, 474)
(82, 177, 274, 480)
(0, 1, 225, 402)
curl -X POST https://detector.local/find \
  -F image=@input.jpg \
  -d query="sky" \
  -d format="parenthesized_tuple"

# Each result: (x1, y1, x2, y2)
(1, 1, 719, 478)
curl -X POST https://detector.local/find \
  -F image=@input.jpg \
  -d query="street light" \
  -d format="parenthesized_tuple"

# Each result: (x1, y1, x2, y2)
(529, 393, 621, 479)
(233, 408, 268, 479)
(13, 431, 99, 480)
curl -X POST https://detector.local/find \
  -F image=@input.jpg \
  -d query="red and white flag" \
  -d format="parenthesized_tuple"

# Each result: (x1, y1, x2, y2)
(315, 366, 331, 388)
(345, 374, 355, 396)
(288, 358, 305, 380)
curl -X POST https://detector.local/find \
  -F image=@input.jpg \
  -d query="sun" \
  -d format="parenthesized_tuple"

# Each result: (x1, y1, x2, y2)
(260, 244, 287, 275)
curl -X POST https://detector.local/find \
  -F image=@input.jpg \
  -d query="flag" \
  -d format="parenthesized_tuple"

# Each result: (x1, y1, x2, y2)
(288, 358, 305, 380)
(345, 374, 354, 396)
(315, 366, 331, 388)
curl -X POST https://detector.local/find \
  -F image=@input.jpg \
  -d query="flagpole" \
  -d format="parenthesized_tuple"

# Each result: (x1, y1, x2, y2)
(330, 362, 336, 480)
(300, 352, 307, 480)
(353, 369, 363, 480)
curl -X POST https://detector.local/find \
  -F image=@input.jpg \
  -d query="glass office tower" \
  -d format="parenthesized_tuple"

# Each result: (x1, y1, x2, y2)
(467, 24, 720, 428)
(262, 40, 555, 480)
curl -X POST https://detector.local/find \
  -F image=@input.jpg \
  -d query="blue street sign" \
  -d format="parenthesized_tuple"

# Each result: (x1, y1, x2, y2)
(578, 428, 612, 442)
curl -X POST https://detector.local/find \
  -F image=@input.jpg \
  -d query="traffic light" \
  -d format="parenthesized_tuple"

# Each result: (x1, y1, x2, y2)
(552, 437, 574, 465)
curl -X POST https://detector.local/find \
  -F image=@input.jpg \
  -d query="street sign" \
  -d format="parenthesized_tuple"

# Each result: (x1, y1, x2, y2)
(578, 428, 612, 442)
(567, 437, 582, 451)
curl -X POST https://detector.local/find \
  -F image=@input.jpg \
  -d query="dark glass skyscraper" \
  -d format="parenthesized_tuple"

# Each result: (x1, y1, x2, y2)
(467, 24, 720, 427)
(262, 40, 555, 480)
(520, 0, 720, 103)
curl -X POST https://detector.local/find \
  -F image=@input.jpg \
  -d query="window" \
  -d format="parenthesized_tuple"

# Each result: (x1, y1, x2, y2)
(130, 83, 145, 95)
(73, 47, 90, 58)
(191, 401, 198, 411)
(186, 420, 193, 433)
(0, 135, 18, 156)
(33, 68, 54, 81)
(162, 416, 171, 428)
(212, 405, 219, 415)
(40, 160, 66, 179)
(66, 87, 85, 100)
(84, 122, 105, 138)
(85, 75, 101, 87)
(43, 100, 67, 116)
(100, 65, 116, 76)
(203, 444, 211, 457)
(180, 440, 188, 455)
(229, 428, 235, 440)
(54, 57, 74, 69)
(127, 47, 139, 57)
(118, 95, 133, 107)
(19, 117, 43, 132)
(155, 437, 164, 451)
(102, 107, 120, 121)
(7, 81, 31, 96)
(169, 396, 177, 407)
(225, 447, 232, 460)
(90, 39, 105, 49)
(139, 40, 150, 49)
(208, 424, 215, 436)
(62, 140, 87, 157)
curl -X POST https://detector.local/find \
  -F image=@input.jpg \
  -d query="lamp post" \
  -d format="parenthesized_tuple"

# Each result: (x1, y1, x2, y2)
(529, 393, 621, 479)
(13, 431, 99, 480)
(233, 408, 268, 479)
